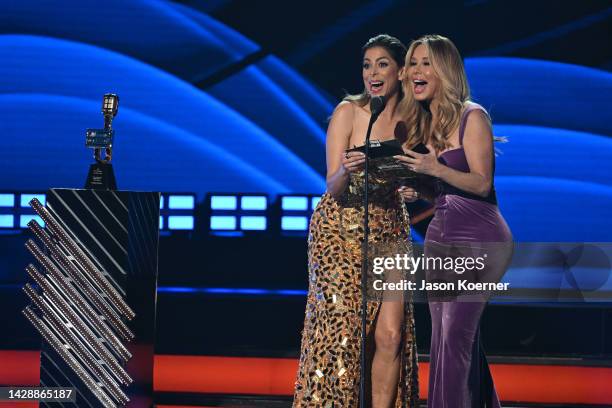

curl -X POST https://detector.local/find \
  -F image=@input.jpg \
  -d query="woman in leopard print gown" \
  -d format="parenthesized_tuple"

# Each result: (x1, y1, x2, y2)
(293, 34, 419, 408)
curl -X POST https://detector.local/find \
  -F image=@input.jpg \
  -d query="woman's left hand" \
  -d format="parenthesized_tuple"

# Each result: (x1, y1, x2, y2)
(393, 150, 441, 176)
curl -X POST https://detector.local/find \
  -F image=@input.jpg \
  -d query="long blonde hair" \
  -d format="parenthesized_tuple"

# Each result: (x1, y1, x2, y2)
(398, 35, 470, 151)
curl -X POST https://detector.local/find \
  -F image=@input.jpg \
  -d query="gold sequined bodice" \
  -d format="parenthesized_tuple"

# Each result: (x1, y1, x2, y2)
(333, 169, 409, 247)
(339, 168, 402, 209)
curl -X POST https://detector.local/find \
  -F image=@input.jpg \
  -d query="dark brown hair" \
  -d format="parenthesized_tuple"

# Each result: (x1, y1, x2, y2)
(344, 34, 407, 107)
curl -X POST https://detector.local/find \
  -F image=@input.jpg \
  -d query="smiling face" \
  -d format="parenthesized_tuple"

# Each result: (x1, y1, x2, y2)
(408, 44, 440, 102)
(362, 46, 401, 99)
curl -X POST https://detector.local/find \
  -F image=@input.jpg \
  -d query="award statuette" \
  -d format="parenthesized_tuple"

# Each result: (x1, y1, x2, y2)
(85, 94, 119, 190)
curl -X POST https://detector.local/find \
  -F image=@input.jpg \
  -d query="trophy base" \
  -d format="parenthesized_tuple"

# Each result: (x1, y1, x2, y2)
(85, 162, 117, 190)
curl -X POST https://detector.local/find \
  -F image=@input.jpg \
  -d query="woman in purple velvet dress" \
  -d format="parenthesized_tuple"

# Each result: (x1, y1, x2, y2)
(394, 35, 513, 407)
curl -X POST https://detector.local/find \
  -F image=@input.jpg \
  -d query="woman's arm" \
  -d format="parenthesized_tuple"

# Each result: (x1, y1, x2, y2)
(437, 110, 493, 196)
(326, 101, 365, 199)
(394, 110, 494, 197)
(397, 186, 435, 225)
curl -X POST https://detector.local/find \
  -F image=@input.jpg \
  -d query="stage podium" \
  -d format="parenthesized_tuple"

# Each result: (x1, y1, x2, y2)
(23, 188, 160, 407)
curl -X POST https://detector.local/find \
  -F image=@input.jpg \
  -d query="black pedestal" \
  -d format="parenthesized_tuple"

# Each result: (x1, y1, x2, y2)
(85, 163, 117, 190)
(23, 188, 160, 407)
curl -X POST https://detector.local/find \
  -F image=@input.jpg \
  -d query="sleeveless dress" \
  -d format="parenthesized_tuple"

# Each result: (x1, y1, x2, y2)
(293, 164, 419, 407)
(425, 102, 513, 408)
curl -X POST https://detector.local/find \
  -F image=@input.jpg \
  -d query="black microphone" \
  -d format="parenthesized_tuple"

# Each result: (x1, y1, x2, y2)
(369, 95, 386, 121)
(359, 95, 386, 408)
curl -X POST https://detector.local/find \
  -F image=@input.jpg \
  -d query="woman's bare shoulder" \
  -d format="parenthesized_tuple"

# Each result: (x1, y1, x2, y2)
(334, 100, 355, 115)
(327, 101, 356, 139)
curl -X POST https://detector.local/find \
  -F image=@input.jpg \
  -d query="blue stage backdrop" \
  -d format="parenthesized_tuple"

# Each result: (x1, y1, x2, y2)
(0, 1, 611, 243)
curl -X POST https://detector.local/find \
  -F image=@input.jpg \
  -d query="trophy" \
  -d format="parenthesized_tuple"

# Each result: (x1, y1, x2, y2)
(85, 94, 119, 190)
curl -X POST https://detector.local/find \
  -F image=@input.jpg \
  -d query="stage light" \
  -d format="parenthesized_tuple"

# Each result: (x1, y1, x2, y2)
(276, 289, 308, 296)
(0, 194, 15, 207)
(0, 192, 47, 232)
(0, 215, 14, 228)
(206, 288, 268, 295)
(157, 286, 308, 297)
(158, 286, 197, 293)
(206, 193, 269, 234)
(210, 195, 237, 210)
(20, 193, 46, 207)
(282, 196, 308, 211)
(281, 216, 308, 231)
(241, 196, 267, 210)
(240, 216, 267, 231)
(168, 215, 194, 230)
(278, 194, 320, 235)
(210, 216, 237, 230)
(168, 195, 195, 210)
(159, 193, 197, 232)
(239, 195, 268, 232)
(20, 215, 44, 228)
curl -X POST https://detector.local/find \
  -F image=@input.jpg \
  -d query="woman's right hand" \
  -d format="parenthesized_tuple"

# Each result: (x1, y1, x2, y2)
(341, 151, 366, 174)
(398, 186, 420, 202)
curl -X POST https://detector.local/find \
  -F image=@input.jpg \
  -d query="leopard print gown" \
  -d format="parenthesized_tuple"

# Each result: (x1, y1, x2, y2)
(293, 168, 419, 407)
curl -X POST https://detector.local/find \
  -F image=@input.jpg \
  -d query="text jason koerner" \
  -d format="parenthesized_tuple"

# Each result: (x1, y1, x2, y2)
(372, 280, 510, 291)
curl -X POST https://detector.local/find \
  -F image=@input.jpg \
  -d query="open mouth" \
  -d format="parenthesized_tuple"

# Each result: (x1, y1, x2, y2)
(370, 81, 384, 93)
(413, 79, 428, 95)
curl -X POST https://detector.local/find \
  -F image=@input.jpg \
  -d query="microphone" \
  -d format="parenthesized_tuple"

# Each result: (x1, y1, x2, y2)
(359, 94, 386, 408)
(369, 95, 386, 121)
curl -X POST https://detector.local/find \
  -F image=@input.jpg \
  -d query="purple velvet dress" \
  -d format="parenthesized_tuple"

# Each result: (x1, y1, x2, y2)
(424, 103, 513, 408)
